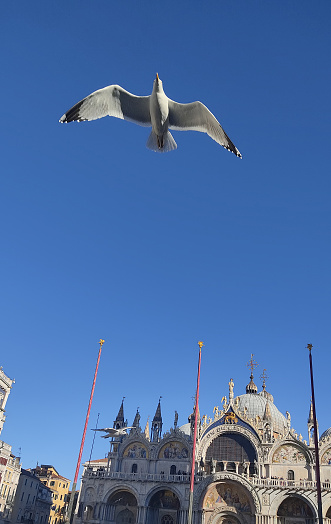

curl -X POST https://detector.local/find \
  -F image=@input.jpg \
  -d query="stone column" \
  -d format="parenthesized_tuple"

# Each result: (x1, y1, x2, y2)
(235, 462, 240, 474)
(137, 505, 147, 524)
(223, 461, 228, 471)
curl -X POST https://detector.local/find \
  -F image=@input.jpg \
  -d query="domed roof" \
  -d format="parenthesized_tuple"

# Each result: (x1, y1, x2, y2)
(179, 423, 191, 436)
(235, 392, 287, 435)
(320, 427, 331, 440)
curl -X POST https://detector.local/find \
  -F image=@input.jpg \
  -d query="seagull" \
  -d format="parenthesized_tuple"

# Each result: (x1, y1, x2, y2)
(59, 74, 242, 157)
(91, 427, 135, 438)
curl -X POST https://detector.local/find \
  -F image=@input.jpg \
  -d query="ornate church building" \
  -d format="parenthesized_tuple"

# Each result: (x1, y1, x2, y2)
(75, 361, 331, 524)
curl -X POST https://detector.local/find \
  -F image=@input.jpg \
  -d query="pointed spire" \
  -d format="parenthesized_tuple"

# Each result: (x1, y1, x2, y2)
(113, 397, 125, 429)
(132, 408, 141, 431)
(151, 397, 163, 442)
(308, 398, 314, 424)
(153, 398, 162, 421)
(144, 416, 150, 441)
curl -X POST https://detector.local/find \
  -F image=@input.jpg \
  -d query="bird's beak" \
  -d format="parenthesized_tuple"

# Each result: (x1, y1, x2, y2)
(156, 73, 159, 82)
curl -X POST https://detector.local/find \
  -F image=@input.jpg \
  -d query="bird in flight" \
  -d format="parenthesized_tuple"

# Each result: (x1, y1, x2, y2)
(91, 427, 135, 438)
(59, 74, 241, 157)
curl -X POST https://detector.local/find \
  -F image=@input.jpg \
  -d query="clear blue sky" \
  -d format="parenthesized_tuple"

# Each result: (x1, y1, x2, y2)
(1, 1, 331, 484)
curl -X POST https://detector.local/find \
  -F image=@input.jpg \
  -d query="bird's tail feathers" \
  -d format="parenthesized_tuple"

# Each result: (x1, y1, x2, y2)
(146, 130, 177, 153)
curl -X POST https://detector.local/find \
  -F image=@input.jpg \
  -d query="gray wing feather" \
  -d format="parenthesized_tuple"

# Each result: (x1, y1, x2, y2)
(60, 85, 151, 127)
(168, 100, 241, 157)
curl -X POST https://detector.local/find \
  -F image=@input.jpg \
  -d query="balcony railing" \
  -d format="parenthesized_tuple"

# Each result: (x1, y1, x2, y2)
(83, 470, 331, 491)
(250, 477, 331, 491)
(84, 470, 193, 483)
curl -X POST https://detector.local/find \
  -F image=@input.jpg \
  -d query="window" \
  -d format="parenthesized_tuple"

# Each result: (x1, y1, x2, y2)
(161, 516, 174, 524)
(21, 492, 25, 502)
(25, 479, 27, 486)
(27, 494, 30, 504)
(170, 465, 176, 475)
(287, 470, 295, 481)
(50, 481, 55, 487)
(131, 464, 137, 473)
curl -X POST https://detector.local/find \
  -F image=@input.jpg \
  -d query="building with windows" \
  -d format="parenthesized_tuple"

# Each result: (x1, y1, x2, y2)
(0, 367, 14, 438)
(0, 367, 21, 524)
(74, 363, 331, 524)
(0, 445, 21, 523)
(11, 468, 52, 524)
(30, 465, 70, 524)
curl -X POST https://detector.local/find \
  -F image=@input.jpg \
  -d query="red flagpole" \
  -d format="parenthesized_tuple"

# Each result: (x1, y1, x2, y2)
(187, 341, 203, 524)
(66, 339, 105, 524)
(307, 344, 323, 524)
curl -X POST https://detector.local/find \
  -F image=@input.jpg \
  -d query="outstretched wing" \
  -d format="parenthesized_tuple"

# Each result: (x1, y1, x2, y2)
(168, 100, 241, 157)
(59, 85, 151, 127)
(92, 427, 116, 434)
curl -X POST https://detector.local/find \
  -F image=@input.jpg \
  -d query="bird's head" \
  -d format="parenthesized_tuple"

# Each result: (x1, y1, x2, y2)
(153, 73, 163, 91)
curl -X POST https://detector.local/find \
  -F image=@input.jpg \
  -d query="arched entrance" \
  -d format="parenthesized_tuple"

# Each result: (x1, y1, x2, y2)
(147, 489, 180, 524)
(106, 490, 138, 523)
(209, 514, 242, 524)
(277, 496, 314, 524)
(202, 481, 253, 524)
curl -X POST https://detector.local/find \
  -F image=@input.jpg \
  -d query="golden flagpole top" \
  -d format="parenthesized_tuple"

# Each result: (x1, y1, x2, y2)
(198, 341, 204, 349)
(307, 343, 313, 352)
(99, 339, 105, 347)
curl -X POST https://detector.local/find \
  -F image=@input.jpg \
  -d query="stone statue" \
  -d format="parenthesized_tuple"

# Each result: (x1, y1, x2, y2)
(229, 378, 234, 400)
(174, 410, 178, 429)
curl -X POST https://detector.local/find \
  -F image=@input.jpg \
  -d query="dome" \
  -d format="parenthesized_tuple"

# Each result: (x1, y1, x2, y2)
(235, 393, 287, 435)
(179, 423, 191, 436)
(320, 427, 331, 440)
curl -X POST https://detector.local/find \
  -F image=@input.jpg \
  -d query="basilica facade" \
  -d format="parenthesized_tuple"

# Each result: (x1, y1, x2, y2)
(75, 367, 331, 524)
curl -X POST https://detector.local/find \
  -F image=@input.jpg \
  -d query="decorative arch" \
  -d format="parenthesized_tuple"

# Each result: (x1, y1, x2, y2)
(145, 485, 183, 508)
(271, 442, 310, 464)
(269, 492, 317, 518)
(202, 481, 253, 512)
(158, 441, 189, 460)
(103, 484, 140, 505)
(84, 486, 96, 503)
(105, 489, 138, 524)
(277, 496, 314, 518)
(146, 489, 181, 524)
(206, 508, 248, 524)
(193, 472, 261, 513)
(197, 424, 261, 464)
(122, 442, 148, 459)
(107, 490, 138, 507)
(83, 505, 94, 521)
(116, 508, 135, 524)
(321, 446, 331, 465)
(204, 432, 257, 476)
(148, 490, 180, 510)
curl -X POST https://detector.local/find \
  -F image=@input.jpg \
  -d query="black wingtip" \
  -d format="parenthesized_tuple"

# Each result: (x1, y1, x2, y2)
(59, 98, 87, 123)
